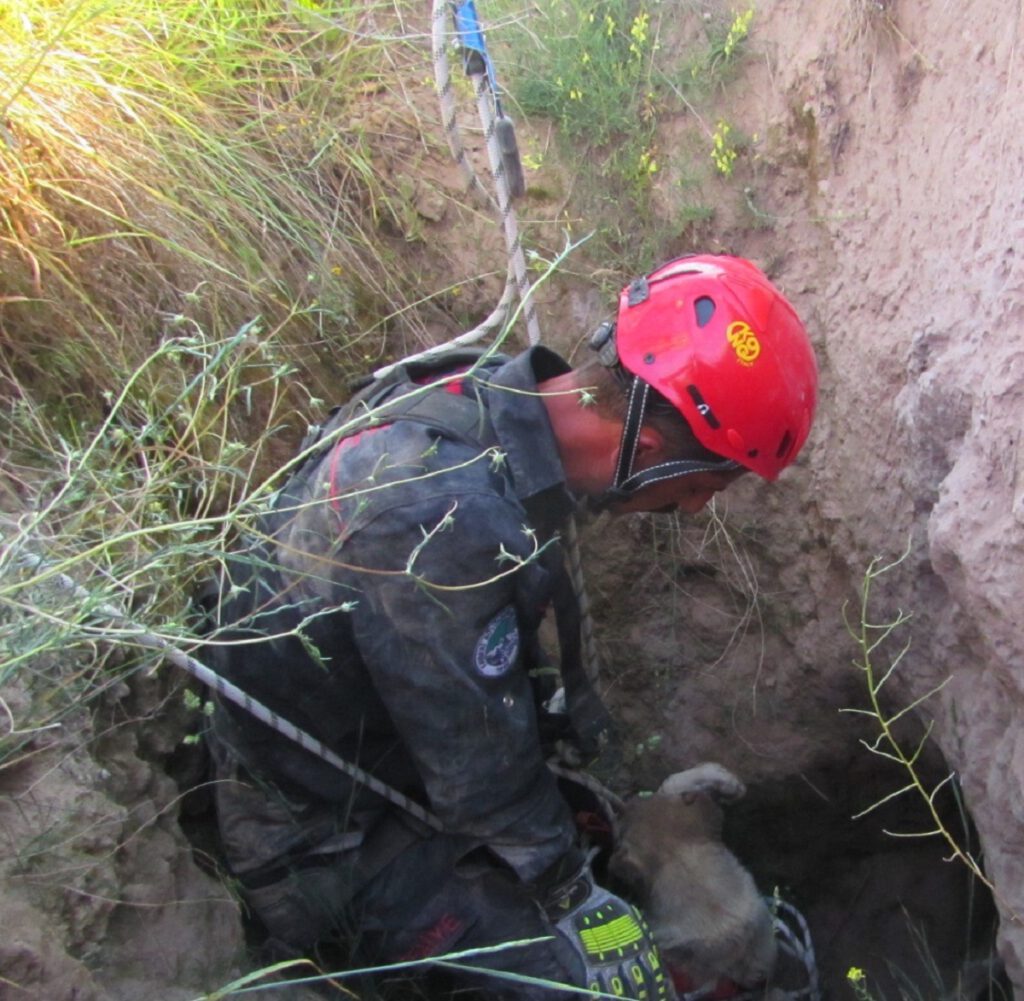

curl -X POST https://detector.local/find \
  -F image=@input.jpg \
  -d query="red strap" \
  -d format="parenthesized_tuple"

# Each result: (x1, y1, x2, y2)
(669, 965, 743, 1000)
(327, 425, 387, 514)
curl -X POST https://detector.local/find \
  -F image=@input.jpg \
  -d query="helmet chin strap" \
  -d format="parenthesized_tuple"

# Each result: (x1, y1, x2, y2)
(592, 374, 740, 510)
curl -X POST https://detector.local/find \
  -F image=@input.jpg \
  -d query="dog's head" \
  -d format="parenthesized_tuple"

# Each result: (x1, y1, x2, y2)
(608, 763, 744, 897)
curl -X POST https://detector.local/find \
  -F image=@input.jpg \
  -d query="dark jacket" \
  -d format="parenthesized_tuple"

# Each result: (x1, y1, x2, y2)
(205, 346, 582, 882)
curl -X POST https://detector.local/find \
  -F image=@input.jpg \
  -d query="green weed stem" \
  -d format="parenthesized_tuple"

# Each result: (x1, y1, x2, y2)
(841, 544, 1013, 916)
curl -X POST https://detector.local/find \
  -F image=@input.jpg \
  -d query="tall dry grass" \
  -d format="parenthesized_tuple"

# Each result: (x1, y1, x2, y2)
(0, 0, 453, 764)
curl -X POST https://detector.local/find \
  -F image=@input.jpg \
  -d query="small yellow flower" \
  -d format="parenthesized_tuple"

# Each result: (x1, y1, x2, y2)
(723, 8, 755, 59)
(847, 968, 865, 983)
(630, 12, 649, 48)
(711, 120, 738, 176)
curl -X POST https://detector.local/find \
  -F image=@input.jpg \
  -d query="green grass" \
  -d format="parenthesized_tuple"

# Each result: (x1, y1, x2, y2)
(0, 0, 444, 770)
(0, 0, 434, 411)
(486, 0, 757, 267)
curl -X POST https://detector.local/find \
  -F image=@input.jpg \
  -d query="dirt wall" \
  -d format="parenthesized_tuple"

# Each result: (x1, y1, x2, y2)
(580, 0, 1024, 995)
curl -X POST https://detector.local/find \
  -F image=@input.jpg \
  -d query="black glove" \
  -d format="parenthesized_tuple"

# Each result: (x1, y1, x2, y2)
(543, 858, 676, 1000)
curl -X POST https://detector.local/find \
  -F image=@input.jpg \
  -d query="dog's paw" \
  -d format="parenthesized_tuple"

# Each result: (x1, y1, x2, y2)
(656, 762, 746, 802)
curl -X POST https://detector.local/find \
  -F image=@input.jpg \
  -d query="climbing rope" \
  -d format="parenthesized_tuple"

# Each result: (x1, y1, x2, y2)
(12, 550, 444, 832)
(427, 0, 603, 683)
(374, 0, 537, 380)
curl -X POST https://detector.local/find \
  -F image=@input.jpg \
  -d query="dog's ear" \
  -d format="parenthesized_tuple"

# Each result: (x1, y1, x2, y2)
(657, 762, 746, 804)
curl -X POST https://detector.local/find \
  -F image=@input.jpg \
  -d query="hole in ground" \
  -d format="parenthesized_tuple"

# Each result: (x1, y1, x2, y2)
(726, 750, 1011, 1001)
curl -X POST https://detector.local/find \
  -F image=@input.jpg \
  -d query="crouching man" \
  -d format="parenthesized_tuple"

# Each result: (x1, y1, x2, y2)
(200, 256, 817, 999)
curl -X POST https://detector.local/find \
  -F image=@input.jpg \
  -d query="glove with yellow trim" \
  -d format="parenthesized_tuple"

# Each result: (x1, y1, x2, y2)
(545, 863, 676, 1000)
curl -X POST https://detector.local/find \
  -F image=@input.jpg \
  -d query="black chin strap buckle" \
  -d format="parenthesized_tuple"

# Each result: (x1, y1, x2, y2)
(588, 321, 618, 368)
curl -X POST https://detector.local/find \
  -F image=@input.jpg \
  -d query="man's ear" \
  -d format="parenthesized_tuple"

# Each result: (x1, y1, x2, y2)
(635, 425, 666, 459)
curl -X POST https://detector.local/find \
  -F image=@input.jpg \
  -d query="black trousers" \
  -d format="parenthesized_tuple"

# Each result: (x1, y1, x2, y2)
(212, 740, 583, 999)
(242, 833, 585, 1000)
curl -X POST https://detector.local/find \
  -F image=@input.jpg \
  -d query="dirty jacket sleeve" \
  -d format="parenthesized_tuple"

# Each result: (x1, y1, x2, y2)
(327, 453, 576, 883)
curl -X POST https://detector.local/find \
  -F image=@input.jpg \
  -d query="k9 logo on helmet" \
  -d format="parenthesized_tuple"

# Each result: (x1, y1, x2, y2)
(726, 321, 761, 365)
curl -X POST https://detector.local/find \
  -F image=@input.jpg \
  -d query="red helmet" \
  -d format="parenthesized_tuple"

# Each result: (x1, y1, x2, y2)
(613, 255, 818, 481)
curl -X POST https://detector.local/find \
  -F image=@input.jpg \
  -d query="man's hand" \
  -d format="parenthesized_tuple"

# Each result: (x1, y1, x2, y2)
(544, 861, 676, 1000)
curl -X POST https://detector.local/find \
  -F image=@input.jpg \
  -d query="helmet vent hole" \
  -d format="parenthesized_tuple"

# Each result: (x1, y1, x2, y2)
(686, 385, 721, 429)
(694, 296, 716, 327)
(776, 430, 794, 460)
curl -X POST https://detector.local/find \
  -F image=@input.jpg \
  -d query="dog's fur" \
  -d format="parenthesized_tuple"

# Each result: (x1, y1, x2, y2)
(608, 763, 777, 990)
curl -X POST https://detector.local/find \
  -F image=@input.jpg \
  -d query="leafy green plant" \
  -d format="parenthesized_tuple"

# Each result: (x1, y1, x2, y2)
(0, 320, 299, 766)
(696, 5, 755, 82)
(504, 0, 657, 148)
(487, 0, 758, 266)
(710, 118, 739, 176)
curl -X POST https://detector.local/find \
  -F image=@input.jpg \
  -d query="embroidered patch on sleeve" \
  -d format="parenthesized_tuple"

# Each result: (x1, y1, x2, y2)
(474, 606, 520, 677)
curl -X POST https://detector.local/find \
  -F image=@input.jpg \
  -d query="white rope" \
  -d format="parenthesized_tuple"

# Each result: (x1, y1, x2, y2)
(11, 549, 445, 832)
(371, 3, 516, 379)
(469, 69, 541, 345)
(423, 0, 601, 686)
(432, 0, 495, 209)
(429, 0, 540, 346)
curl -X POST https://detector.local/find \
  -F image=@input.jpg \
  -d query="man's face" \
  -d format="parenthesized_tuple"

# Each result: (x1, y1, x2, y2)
(610, 467, 748, 515)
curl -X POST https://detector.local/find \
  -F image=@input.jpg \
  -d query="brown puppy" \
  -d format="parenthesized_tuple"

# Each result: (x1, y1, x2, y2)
(608, 763, 778, 992)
